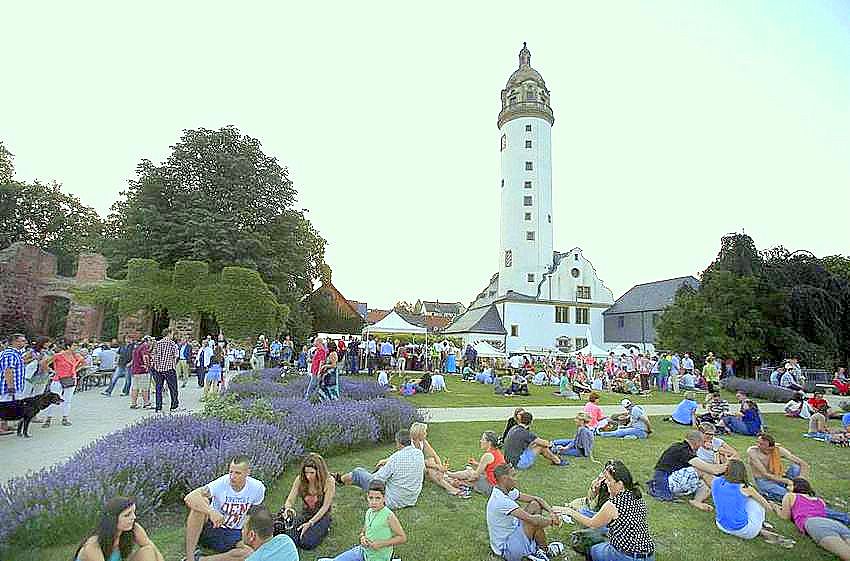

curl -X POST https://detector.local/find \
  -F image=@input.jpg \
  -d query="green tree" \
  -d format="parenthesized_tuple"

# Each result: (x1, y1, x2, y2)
(0, 141, 13, 183)
(103, 126, 326, 308)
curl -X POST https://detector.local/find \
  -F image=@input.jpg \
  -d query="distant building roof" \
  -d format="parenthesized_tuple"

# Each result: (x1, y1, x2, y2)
(311, 281, 361, 318)
(366, 309, 391, 324)
(348, 300, 368, 318)
(419, 300, 465, 315)
(443, 304, 507, 335)
(604, 276, 700, 315)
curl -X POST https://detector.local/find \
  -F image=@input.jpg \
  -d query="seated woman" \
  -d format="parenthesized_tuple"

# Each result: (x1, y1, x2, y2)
(582, 392, 609, 431)
(500, 408, 525, 446)
(559, 461, 656, 561)
(413, 371, 432, 394)
(430, 372, 447, 392)
(712, 460, 794, 546)
(75, 497, 164, 561)
(505, 372, 529, 396)
(531, 370, 548, 386)
(551, 412, 595, 458)
(669, 391, 699, 426)
(446, 430, 505, 496)
(475, 366, 495, 384)
(461, 365, 476, 381)
(279, 453, 335, 550)
(833, 367, 849, 396)
(680, 371, 697, 391)
(571, 368, 592, 395)
(408, 422, 469, 498)
(721, 400, 763, 436)
(779, 478, 850, 560)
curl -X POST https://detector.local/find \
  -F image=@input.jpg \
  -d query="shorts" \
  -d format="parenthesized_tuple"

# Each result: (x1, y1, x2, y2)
(498, 524, 537, 561)
(668, 466, 701, 496)
(805, 517, 850, 543)
(473, 474, 494, 496)
(199, 522, 242, 553)
(132, 373, 151, 390)
(516, 447, 537, 470)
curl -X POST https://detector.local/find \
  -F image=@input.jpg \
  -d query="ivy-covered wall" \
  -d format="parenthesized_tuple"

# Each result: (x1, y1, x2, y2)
(74, 259, 287, 340)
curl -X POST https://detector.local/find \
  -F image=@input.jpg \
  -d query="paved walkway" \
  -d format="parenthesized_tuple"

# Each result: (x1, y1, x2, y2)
(1, 380, 206, 484)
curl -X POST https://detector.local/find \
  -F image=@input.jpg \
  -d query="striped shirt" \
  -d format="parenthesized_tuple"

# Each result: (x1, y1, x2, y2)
(150, 338, 179, 372)
(0, 347, 25, 396)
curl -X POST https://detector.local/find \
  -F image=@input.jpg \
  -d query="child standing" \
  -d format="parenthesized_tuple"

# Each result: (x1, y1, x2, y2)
(318, 481, 406, 561)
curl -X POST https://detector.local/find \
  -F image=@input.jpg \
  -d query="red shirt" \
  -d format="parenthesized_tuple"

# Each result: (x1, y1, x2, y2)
(484, 449, 506, 486)
(310, 346, 327, 377)
(807, 397, 827, 412)
(52, 352, 82, 381)
(131, 343, 150, 375)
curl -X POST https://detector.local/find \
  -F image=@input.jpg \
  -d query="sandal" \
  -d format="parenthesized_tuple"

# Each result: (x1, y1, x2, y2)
(332, 472, 344, 486)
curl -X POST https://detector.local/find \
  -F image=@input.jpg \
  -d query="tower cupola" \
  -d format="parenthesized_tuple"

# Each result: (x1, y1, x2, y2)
(498, 42, 554, 129)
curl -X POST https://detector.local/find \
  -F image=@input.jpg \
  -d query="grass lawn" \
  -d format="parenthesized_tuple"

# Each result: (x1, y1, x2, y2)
(11, 414, 848, 561)
(399, 374, 735, 408)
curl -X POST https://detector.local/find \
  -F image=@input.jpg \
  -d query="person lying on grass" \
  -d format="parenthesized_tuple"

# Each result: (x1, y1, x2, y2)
(550, 411, 595, 458)
(559, 460, 656, 561)
(711, 460, 795, 548)
(75, 497, 165, 561)
(446, 430, 506, 496)
(779, 477, 850, 561)
(318, 480, 407, 561)
(486, 464, 565, 561)
(408, 421, 470, 498)
(647, 430, 727, 511)
(503, 411, 569, 469)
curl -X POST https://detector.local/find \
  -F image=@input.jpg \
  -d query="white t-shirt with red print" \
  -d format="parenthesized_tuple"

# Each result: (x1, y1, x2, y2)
(207, 474, 266, 529)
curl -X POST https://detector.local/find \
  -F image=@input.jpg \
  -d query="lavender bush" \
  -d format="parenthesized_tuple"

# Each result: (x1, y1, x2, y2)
(0, 371, 420, 549)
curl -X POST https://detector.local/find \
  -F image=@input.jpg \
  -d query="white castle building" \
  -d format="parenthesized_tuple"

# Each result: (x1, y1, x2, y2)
(445, 43, 614, 355)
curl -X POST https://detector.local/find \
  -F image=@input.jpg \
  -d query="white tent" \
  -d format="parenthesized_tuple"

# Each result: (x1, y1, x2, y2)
(571, 343, 610, 358)
(364, 310, 426, 334)
(473, 340, 506, 359)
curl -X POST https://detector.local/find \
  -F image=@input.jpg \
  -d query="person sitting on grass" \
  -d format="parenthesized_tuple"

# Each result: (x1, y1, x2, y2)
(446, 430, 506, 496)
(698, 391, 731, 429)
(668, 391, 699, 426)
(505, 370, 529, 396)
(75, 497, 165, 561)
(278, 453, 335, 550)
(486, 464, 565, 561)
(462, 364, 476, 381)
(832, 367, 849, 396)
(679, 370, 697, 391)
(183, 455, 266, 561)
(500, 408, 525, 446)
(747, 433, 810, 502)
(720, 399, 763, 436)
(647, 430, 727, 511)
(696, 422, 740, 465)
(779, 478, 850, 560)
(712, 460, 794, 547)
(408, 422, 470, 498)
(334, 430, 425, 509)
(579, 392, 608, 432)
(550, 412, 595, 458)
(597, 399, 652, 439)
(317, 481, 407, 561)
(559, 460, 656, 561)
(503, 411, 569, 469)
(241, 506, 298, 561)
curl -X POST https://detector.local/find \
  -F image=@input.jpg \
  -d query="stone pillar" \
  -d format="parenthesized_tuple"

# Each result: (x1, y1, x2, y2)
(64, 302, 103, 343)
(75, 253, 108, 283)
(118, 309, 152, 342)
(168, 314, 199, 342)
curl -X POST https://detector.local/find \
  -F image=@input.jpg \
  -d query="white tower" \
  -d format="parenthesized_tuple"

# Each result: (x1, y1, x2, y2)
(498, 42, 555, 297)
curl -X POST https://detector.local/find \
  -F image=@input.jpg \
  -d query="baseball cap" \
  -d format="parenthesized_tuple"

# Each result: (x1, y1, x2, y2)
(620, 398, 633, 409)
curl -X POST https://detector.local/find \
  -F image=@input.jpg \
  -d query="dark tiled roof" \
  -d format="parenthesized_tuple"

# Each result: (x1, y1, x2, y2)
(443, 304, 506, 335)
(348, 300, 368, 318)
(421, 300, 464, 314)
(604, 276, 700, 315)
(366, 309, 391, 324)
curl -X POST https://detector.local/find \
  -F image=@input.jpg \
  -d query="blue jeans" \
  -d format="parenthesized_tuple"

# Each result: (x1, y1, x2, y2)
(552, 438, 583, 457)
(305, 375, 320, 400)
(755, 464, 800, 501)
(103, 366, 131, 395)
(348, 354, 359, 374)
(591, 542, 655, 561)
(326, 546, 366, 561)
(723, 415, 757, 436)
(598, 427, 647, 439)
(282, 349, 293, 363)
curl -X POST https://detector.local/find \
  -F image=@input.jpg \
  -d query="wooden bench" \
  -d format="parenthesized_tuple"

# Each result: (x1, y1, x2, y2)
(815, 383, 836, 395)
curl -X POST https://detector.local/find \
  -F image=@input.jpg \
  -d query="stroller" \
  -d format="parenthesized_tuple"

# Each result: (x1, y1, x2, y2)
(317, 367, 340, 401)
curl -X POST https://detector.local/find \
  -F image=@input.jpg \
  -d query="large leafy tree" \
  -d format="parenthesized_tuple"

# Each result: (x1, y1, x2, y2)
(104, 127, 326, 310)
(0, 142, 104, 275)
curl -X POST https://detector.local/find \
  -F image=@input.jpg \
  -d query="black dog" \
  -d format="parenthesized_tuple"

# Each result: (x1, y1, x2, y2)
(0, 393, 63, 437)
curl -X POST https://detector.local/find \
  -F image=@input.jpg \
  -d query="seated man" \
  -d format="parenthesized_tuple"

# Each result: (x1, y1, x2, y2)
(241, 506, 298, 561)
(679, 371, 697, 391)
(747, 433, 810, 502)
(669, 391, 698, 426)
(505, 372, 529, 396)
(698, 391, 731, 428)
(550, 412, 595, 458)
(598, 399, 652, 439)
(503, 411, 568, 469)
(807, 391, 840, 419)
(184, 455, 266, 561)
(647, 430, 727, 511)
(779, 364, 803, 392)
(461, 364, 476, 381)
(486, 464, 565, 561)
(335, 430, 425, 509)
(531, 370, 547, 386)
(695, 422, 740, 465)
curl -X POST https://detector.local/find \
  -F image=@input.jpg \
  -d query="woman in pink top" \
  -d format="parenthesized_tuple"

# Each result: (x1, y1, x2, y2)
(43, 339, 84, 427)
(779, 478, 850, 559)
(583, 392, 609, 431)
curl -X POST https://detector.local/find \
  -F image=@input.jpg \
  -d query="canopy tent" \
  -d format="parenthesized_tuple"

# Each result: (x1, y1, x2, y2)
(473, 340, 506, 359)
(570, 343, 610, 358)
(363, 310, 426, 334)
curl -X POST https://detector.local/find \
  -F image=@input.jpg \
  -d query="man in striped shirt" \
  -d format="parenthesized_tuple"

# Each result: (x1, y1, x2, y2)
(150, 329, 180, 412)
(1, 333, 28, 434)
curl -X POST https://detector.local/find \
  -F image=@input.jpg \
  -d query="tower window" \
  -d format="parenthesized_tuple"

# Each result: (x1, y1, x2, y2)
(524, 181, 532, 189)
(527, 273, 535, 283)
(504, 250, 512, 267)
(575, 308, 590, 324)
(525, 140, 532, 149)
(500, 134, 507, 151)
(571, 268, 580, 278)
(524, 212, 531, 221)
(510, 324, 519, 337)
(500, 179, 504, 188)
(548, 214, 551, 223)
(509, 96, 517, 105)
(525, 124, 532, 132)
(525, 161, 533, 171)
(523, 196, 533, 206)
(526, 90, 537, 101)
(526, 231, 535, 241)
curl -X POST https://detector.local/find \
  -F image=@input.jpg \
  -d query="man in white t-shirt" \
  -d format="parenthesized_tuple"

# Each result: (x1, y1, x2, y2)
(486, 464, 564, 561)
(183, 455, 266, 561)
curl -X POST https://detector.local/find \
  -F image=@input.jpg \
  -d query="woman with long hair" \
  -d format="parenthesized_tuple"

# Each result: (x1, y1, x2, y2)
(280, 453, 336, 550)
(43, 339, 84, 428)
(407, 422, 470, 498)
(203, 345, 224, 399)
(779, 478, 850, 560)
(712, 459, 793, 546)
(721, 399, 763, 436)
(560, 460, 656, 561)
(74, 497, 163, 561)
(500, 407, 525, 446)
(446, 430, 506, 496)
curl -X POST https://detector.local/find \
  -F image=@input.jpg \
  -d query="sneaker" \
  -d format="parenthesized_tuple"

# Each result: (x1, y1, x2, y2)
(547, 541, 566, 557)
(142, 403, 153, 409)
(61, 418, 72, 427)
(522, 552, 549, 561)
(120, 392, 130, 396)
(130, 404, 139, 409)
(101, 391, 111, 397)
(180, 548, 202, 561)
(623, 434, 638, 440)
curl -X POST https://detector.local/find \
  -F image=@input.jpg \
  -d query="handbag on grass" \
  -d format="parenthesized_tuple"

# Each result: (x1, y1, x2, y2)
(569, 528, 608, 557)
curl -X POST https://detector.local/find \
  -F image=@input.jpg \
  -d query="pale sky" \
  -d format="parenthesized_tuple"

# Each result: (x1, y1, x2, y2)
(3, 1, 849, 309)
